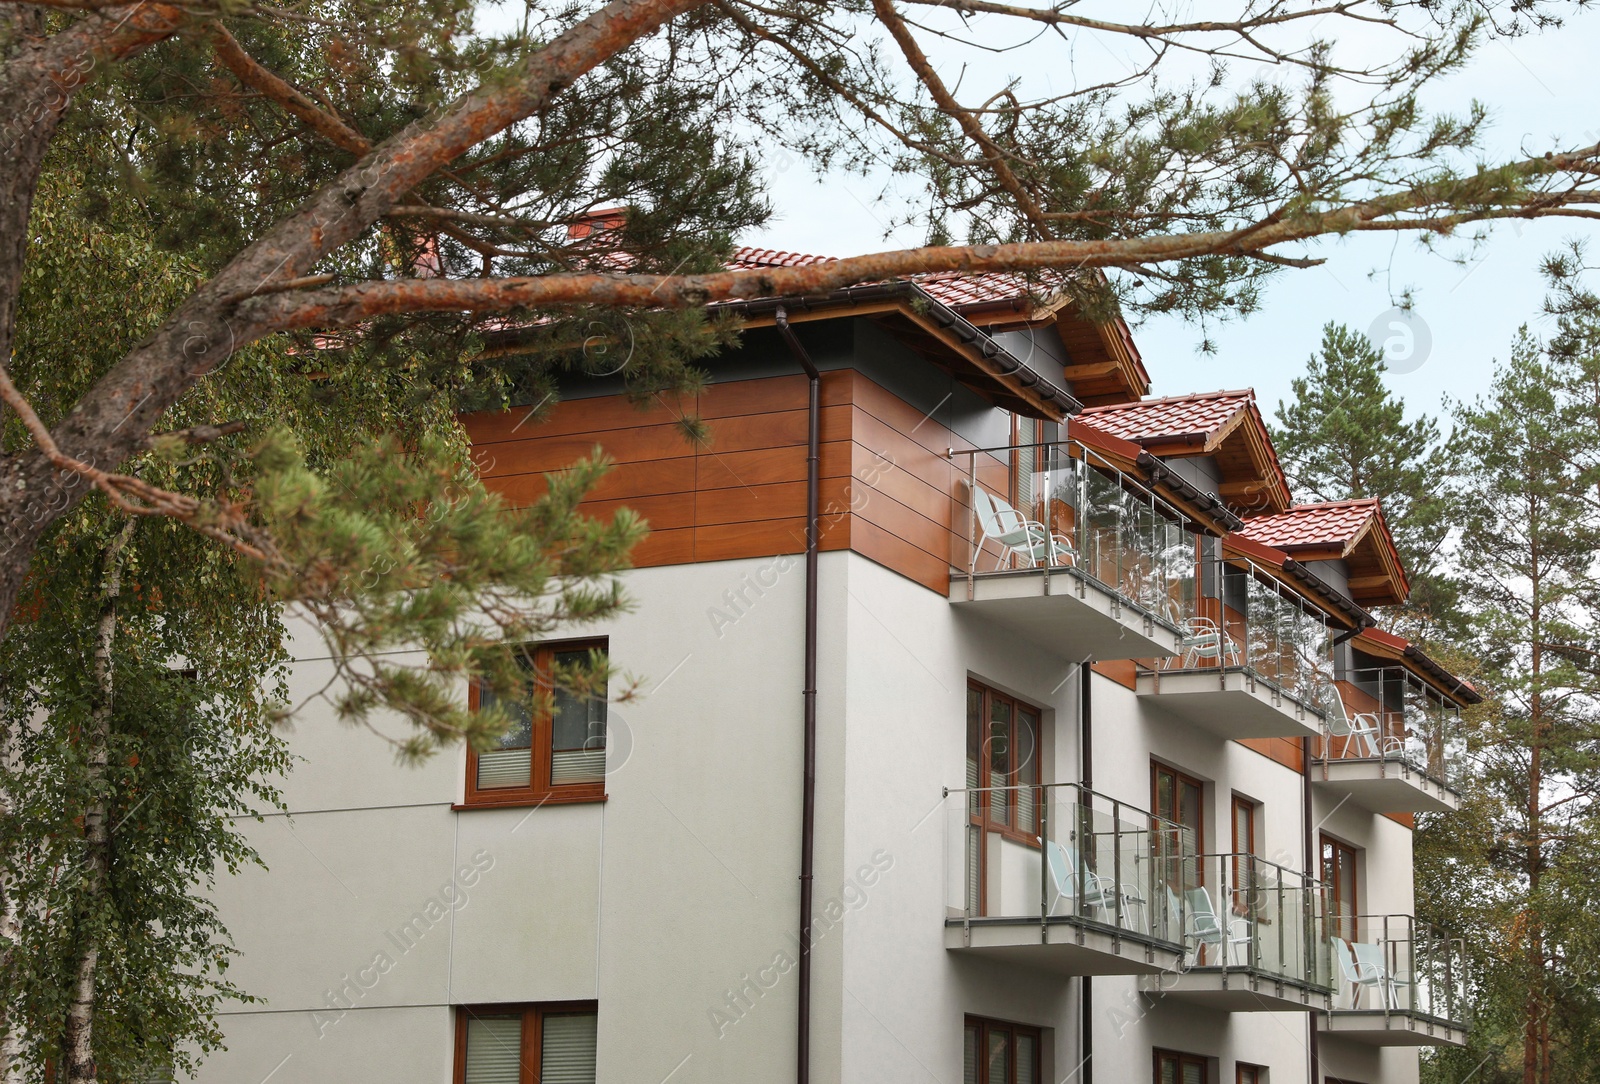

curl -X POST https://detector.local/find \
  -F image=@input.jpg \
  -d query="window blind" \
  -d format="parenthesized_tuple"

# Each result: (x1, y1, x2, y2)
(551, 748, 606, 786)
(540, 1012, 598, 1084)
(986, 1030, 1010, 1084)
(477, 748, 532, 789)
(1016, 1033, 1037, 1084)
(464, 1017, 522, 1084)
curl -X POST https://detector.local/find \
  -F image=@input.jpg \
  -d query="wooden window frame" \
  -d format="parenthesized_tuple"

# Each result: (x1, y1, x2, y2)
(968, 679, 1043, 847)
(453, 1002, 598, 1084)
(1151, 762, 1206, 851)
(459, 639, 608, 810)
(1231, 796, 1258, 916)
(1235, 1063, 1266, 1084)
(1153, 1048, 1209, 1084)
(1010, 415, 1043, 514)
(1321, 834, 1359, 941)
(965, 1014, 1042, 1084)
(1231, 796, 1256, 856)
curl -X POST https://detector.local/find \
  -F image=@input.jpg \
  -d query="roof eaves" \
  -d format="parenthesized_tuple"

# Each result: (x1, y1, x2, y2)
(1352, 629, 1483, 705)
(713, 282, 1084, 417)
(1221, 535, 1374, 629)
(1137, 452, 1244, 534)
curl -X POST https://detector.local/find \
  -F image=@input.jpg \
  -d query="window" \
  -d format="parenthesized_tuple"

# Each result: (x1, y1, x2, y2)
(1152, 762, 1205, 887)
(1154, 1049, 1208, 1084)
(464, 641, 608, 808)
(1236, 1063, 1266, 1084)
(455, 1004, 597, 1084)
(1321, 835, 1359, 941)
(1231, 797, 1256, 856)
(967, 681, 1042, 841)
(1012, 415, 1043, 515)
(964, 1016, 1040, 1084)
(1231, 796, 1257, 910)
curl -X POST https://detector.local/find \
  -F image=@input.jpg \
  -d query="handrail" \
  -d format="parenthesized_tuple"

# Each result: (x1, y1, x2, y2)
(1327, 913, 1469, 1025)
(949, 438, 1196, 634)
(947, 436, 1194, 526)
(1181, 851, 1332, 989)
(1319, 666, 1462, 789)
(945, 781, 1192, 949)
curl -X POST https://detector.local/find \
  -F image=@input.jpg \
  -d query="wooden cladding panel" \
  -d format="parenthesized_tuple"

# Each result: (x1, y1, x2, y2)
(467, 369, 957, 584)
(462, 394, 688, 444)
(473, 424, 691, 478)
(1237, 736, 1305, 773)
(694, 440, 854, 493)
(698, 371, 853, 419)
(850, 516, 949, 591)
(1092, 660, 1138, 691)
(489, 456, 696, 506)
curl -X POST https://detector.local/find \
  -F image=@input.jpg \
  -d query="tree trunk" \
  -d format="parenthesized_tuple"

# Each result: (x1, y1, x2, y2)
(0, 723, 22, 1084)
(1523, 507, 1543, 1084)
(60, 521, 134, 1084)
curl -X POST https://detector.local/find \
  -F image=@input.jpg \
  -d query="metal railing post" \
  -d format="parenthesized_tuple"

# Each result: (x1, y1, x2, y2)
(966, 453, 978, 599)
(1039, 786, 1050, 938)
(1112, 799, 1125, 932)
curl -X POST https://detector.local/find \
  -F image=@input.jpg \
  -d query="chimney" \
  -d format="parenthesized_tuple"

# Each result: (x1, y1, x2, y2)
(567, 207, 627, 241)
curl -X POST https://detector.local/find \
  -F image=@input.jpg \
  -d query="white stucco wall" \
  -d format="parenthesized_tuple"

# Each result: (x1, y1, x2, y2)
(200, 549, 1431, 1084)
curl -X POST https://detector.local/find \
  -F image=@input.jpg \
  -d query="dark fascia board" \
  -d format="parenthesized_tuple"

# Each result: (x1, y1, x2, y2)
(1402, 645, 1485, 705)
(1137, 452, 1244, 534)
(711, 282, 1084, 416)
(1281, 557, 1375, 630)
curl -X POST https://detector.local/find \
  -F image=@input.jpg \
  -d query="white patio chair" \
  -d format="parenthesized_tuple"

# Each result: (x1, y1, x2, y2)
(1046, 839, 1114, 920)
(1065, 840, 1147, 929)
(1184, 887, 1252, 966)
(1352, 940, 1412, 1010)
(968, 484, 1076, 572)
(1330, 694, 1402, 760)
(1176, 617, 1242, 669)
(1332, 937, 1388, 1008)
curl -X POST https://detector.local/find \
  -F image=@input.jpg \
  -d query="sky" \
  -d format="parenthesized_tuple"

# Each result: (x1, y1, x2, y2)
(739, 4, 1600, 428)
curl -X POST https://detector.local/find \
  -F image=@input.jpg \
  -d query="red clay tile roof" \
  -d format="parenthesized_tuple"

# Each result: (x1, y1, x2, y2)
(1236, 499, 1383, 551)
(1074, 389, 1257, 442)
(729, 246, 835, 269)
(730, 246, 1035, 309)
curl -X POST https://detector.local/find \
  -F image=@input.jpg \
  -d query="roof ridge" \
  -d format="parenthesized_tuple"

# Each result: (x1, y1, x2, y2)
(732, 245, 838, 265)
(1079, 388, 1256, 413)
(1249, 498, 1383, 517)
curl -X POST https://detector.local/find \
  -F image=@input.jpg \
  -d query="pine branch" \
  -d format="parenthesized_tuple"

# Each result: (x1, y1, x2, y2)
(204, 19, 371, 155)
(872, 0, 1054, 236)
(0, 359, 276, 564)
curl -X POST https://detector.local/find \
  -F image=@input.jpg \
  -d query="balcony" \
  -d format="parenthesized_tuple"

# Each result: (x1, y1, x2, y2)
(1314, 667, 1463, 814)
(1137, 559, 1332, 741)
(1321, 914, 1469, 1047)
(1142, 853, 1333, 1012)
(943, 782, 1188, 976)
(949, 441, 1189, 661)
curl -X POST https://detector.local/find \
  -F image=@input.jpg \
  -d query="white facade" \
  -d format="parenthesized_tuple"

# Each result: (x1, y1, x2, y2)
(203, 541, 1447, 1084)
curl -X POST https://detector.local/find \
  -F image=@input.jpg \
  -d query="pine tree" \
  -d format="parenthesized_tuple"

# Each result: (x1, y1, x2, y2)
(1271, 322, 1459, 637)
(1420, 324, 1600, 1084)
(0, 156, 645, 1084)
(2, 5, 1600, 1082)
(0, 0, 1599, 636)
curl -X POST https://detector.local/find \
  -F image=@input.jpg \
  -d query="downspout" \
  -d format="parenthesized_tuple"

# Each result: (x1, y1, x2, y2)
(775, 307, 821, 1084)
(1306, 619, 1369, 1082)
(1079, 657, 1094, 1084)
(1302, 735, 1320, 1084)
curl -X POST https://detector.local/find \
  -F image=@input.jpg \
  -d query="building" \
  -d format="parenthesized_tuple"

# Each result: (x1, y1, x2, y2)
(202, 240, 1477, 1084)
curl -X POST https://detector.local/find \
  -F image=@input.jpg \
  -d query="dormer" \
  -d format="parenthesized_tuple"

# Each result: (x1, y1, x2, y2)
(1073, 390, 1291, 514)
(1235, 498, 1409, 607)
